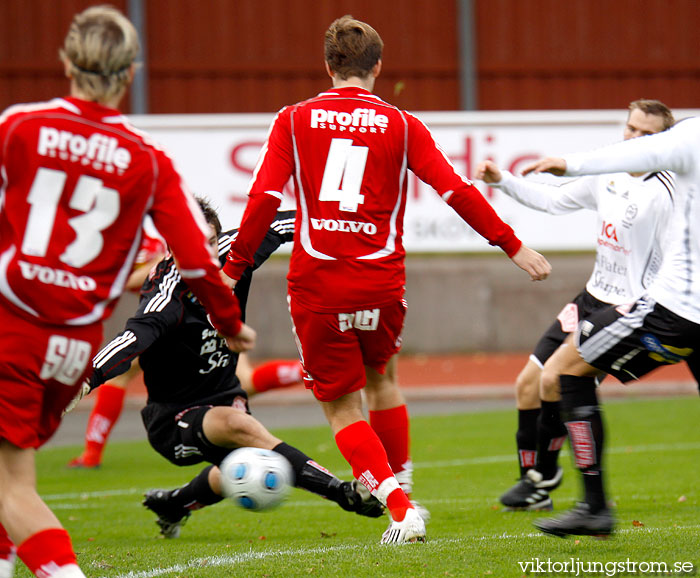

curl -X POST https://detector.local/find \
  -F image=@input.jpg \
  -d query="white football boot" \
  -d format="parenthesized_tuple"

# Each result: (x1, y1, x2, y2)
(380, 508, 427, 544)
(0, 555, 14, 578)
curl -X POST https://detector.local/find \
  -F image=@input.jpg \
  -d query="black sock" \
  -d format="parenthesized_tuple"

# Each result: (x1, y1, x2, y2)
(559, 375, 607, 513)
(170, 465, 224, 511)
(536, 400, 568, 479)
(273, 442, 344, 501)
(516, 408, 540, 477)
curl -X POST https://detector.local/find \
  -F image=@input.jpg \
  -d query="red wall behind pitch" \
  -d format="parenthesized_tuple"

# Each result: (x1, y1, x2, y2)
(476, 0, 700, 110)
(144, 0, 460, 113)
(0, 0, 697, 113)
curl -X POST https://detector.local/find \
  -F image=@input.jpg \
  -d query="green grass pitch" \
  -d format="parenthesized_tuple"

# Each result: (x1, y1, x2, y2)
(26, 397, 700, 577)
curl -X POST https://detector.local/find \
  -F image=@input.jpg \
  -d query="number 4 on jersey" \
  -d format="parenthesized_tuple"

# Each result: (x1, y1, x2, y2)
(319, 138, 368, 212)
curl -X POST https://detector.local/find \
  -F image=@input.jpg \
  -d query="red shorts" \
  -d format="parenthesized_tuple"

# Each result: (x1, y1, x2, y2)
(0, 303, 102, 448)
(288, 295, 406, 402)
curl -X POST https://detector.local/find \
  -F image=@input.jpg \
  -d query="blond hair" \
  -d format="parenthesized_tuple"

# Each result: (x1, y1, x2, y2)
(324, 15, 383, 80)
(60, 5, 139, 102)
(629, 99, 675, 131)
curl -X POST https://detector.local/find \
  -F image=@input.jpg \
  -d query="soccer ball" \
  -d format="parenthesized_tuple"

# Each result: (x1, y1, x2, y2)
(219, 447, 294, 511)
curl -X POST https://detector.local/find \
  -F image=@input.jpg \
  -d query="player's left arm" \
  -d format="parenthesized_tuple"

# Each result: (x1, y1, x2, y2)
(90, 262, 184, 389)
(218, 210, 295, 272)
(404, 112, 521, 258)
(219, 210, 297, 315)
(251, 210, 296, 269)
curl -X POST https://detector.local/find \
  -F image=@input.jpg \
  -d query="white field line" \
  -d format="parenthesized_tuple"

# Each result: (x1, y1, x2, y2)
(44, 440, 700, 505)
(104, 525, 700, 578)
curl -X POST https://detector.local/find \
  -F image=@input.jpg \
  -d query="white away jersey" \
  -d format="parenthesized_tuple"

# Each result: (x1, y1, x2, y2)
(494, 169, 674, 304)
(564, 117, 700, 323)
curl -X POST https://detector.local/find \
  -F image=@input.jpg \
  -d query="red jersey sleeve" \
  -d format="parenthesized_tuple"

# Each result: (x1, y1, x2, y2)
(149, 150, 243, 336)
(223, 109, 291, 280)
(404, 112, 522, 257)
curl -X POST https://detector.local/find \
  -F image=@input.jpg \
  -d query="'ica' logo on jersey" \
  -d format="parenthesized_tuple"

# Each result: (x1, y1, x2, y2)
(310, 108, 388, 132)
(37, 127, 132, 173)
(600, 220, 619, 242)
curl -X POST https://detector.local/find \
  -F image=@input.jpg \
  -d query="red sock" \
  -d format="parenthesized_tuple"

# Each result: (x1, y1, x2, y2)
(251, 360, 303, 393)
(83, 384, 126, 464)
(0, 523, 15, 560)
(369, 405, 410, 474)
(335, 421, 412, 521)
(17, 528, 79, 577)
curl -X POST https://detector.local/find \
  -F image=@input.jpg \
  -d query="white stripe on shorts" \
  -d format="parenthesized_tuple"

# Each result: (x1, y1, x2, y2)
(577, 296, 656, 364)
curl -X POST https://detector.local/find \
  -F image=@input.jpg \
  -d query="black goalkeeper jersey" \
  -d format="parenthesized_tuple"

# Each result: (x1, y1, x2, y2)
(90, 211, 294, 412)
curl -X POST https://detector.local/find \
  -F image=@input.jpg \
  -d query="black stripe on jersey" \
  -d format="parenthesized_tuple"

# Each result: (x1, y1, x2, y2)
(644, 171, 675, 202)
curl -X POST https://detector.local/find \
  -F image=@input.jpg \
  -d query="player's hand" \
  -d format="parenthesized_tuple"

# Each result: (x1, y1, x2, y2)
(63, 380, 91, 416)
(510, 245, 551, 281)
(521, 157, 567, 177)
(225, 322, 256, 353)
(474, 160, 502, 184)
(219, 270, 237, 290)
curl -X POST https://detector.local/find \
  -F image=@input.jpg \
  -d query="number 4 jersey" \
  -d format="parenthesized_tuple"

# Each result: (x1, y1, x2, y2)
(224, 86, 522, 312)
(0, 97, 241, 332)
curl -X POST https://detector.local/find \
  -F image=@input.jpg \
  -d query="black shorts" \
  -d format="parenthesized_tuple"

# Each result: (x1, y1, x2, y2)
(532, 289, 609, 366)
(141, 391, 250, 467)
(575, 295, 700, 383)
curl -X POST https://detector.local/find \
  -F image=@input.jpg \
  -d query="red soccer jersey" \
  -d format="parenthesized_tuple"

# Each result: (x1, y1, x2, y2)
(0, 97, 241, 335)
(225, 86, 521, 312)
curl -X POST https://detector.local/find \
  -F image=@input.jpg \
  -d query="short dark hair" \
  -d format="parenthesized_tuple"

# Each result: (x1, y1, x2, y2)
(195, 196, 221, 236)
(324, 15, 383, 80)
(629, 99, 675, 130)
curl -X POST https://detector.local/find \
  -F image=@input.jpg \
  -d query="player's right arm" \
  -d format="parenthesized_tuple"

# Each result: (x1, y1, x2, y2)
(475, 160, 597, 214)
(223, 110, 295, 283)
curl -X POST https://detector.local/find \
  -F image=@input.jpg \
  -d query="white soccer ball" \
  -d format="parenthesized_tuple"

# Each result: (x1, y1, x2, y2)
(219, 447, 294, 511)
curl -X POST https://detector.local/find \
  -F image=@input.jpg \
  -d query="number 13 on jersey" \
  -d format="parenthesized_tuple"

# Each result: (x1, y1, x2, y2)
(319, 138, 368, 212)
(22, 167, 120, 268)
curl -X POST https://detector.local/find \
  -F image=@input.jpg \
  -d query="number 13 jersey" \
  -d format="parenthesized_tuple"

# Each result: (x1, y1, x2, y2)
(0, 97, 239, 331)
(225, 86, 522, 312)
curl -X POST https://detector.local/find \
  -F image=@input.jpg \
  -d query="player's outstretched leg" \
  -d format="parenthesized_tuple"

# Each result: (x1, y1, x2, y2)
(335, 421, 426, 544)
(249, 360, 303, 394)
(272, 442, 385, 518)
(534, 376, 614, 537)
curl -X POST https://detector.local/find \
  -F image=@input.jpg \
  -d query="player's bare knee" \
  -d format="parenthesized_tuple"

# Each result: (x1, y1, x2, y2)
(539, 365, 561, 400)
(515, 365, 541, 408)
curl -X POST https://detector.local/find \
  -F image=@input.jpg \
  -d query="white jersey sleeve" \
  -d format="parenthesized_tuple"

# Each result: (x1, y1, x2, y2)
(494, 170, 598, 214)
(564, 118, 699, 177)
(562, 117, 700, 323)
